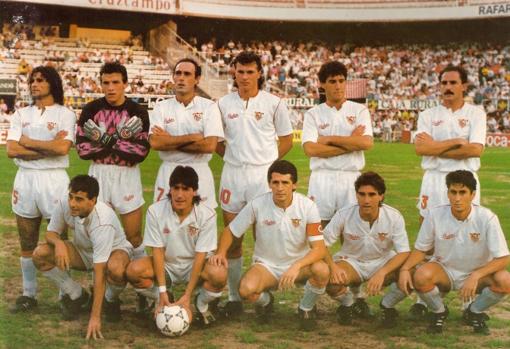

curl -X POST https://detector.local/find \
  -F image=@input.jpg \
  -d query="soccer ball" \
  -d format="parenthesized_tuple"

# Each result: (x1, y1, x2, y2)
(155, 305, 190, 337)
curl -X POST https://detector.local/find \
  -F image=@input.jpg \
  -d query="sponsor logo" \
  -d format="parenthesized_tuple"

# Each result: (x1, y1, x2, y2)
(469, 232, 480, 242)
(458, 118, 469, 128)
(263, 219, 276, 226)
(318, 123, 330, 130)
(254, 111, 264, 121)
(377, 232, 388, 241)
(47, 122, 57, 130)
(188, 224, 199, 236)
(22, 122, 30, 128)
(227, 113, 239, 120)
(432, 120, 444, 127)
(346, 233, 361, 240)
(193, 112, 203, 121)
(124, 194, 134, 202)
(441, 232, 456, 240)
(291, 218, 301, 228)
(163, 226, 170, 235)
(346, 116, 356, 125)
(164, 117, 175, 124)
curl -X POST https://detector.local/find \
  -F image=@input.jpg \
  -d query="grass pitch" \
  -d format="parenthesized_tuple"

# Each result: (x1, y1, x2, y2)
(0, 142, 509, 349)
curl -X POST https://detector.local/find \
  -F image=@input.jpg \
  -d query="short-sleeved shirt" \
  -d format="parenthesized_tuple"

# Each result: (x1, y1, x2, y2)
(417, 103, 486, 172)
(7, 104, 76, 169)
(47, 198, 130, 264)
(323, 204, 410, 261)
(150, 96, 224, 164)
(229, 192, 322, 268)
(143, 199, 217, 276)
(214, 91, 293, 166)
(415, 204, 509, 274)
(301, 101, 373, 171)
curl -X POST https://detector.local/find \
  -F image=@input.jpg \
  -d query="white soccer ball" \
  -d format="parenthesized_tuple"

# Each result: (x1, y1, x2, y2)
(155, 305, 190, 337)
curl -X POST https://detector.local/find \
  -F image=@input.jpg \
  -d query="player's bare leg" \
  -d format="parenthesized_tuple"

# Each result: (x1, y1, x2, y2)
(126, 256, 163, 313)
(10, 215, 42, 313)
(239, 264, 278, 322)
(120, 207, 145, 258)
(222, 210, 244, 317)
(295, 261, 329, 331)
(377, 271, 407, 328)
(326, 261, 362, 325)
(33, 241, 90, 320)
(413, 262, 451, 334)
(104, 250, 130, 322)
(194, 263, 227, 326)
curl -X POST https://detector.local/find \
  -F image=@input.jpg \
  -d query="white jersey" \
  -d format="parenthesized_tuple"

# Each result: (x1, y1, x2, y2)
(323, 204, 410, 261)
(215, 91, 293, 166)
(302, 101, 373, 171)
(7, 104, 76, 169)
(415, 204, 509, 275)
(143, 199, 217, 277)
(47, 198, 131, 264)
(417, 103, 486, 172)
(229, 192, 322, 268)
(150, 96, 224, 164)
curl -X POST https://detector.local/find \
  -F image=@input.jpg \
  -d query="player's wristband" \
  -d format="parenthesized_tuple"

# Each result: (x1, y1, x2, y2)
(158, 285, 167, 293)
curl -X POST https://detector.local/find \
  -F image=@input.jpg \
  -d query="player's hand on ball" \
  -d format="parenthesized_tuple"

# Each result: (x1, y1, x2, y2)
(398, 269, 413, 295)
(117, 116, 143, 139)
(86, 316, 103, 340)
(154, 292, 172, 319)
(84, 119, 112, 145)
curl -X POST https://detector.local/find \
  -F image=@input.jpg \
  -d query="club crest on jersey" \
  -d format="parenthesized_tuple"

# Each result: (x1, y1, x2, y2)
(432, 120, 444, 127)
(318, 123, 330, 130)
(441, 232, 456, 240)
(188, 224, 199, 236)
(164, 117, 175, 124)
(163, 227, 170, 235)
(22, 122, 30, 128)
(346, 233, 361, 240)
(469, 232, 480, 242)
(377, 232, 388, 241)
(47, 122, 57, 130)
(263, 219, 276, 226)
(346, 116, 356, 125)
(123, 194, 134, 202)
(227, 113, 239, 120)
(458, 118, 469, 128)
(193, 112, 203, 121)
(291, 218, 301, 228)
(254, 111, 264, 121)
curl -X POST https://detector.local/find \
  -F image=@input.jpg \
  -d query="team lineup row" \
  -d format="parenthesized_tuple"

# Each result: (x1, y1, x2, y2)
(6, 51, 503, 340)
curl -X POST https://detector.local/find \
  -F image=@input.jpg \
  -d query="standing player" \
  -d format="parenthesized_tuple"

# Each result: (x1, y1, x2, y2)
(149, 58, 223, 207)
(210, 160, 330, 330)
(399, 170, 510, 334)
(413, 65, 486, 317)
(32, 175, 133, 340)
(6, 66, 76, 313)
(323, 172, 410, 327)
(214, 51, 293, 315)
(76, 62, 150, 259)
(302, 61, 373, 227)
(126, 166, 227, 326)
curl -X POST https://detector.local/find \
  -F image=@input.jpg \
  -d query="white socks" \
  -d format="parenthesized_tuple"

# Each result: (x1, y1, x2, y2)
(299, 281, 325, 311)
(105, 283, 126, 302)
(418, 286, 445, 313)
(254, 291, 271, 307)
(227, 257, 243, 302)
(470, 287, 505, 313)
(381, 282, 407, 308)
(332, 287, 354, 307)
(21, 257, 37, 298)
(196, 287, 222, 313)
(42, 267, 82, 300)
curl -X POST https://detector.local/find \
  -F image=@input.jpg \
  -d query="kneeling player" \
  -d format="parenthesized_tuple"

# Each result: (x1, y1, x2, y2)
(324, 172, 410, 328)
(209, 160, 329, 331)
(127, 166, 227, 326)
(399, 170, 510, 334)
(32, 175, 133, 340)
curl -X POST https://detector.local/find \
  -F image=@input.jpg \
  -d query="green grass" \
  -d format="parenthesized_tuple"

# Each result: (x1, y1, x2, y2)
(0, 142, 509, 349)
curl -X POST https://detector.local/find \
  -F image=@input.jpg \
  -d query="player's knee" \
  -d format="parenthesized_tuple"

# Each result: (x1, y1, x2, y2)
(107, 261, 127, 284)
(238, 279, 257, 301)
(493, 270, 510, 293)
(126, 261, 145, 285)
(203, 264, 227, 289)
(32, 244, 52, 269)
(412, 266, 435, 291)
(310, 261, 330, 285)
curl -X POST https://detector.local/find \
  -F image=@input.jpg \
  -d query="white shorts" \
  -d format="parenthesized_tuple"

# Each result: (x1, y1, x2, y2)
(429, 260, 470, 291)
(75, 242, 133, 271)
(308, 169, 359, 221)
(417, 170, 480, 216)
(89, 163, 144, 215)
(153, 161, 217, 208)
(333, 251, 396, 282)
(219, 163, 270, 213)
(12, 168, 69, 219)
(164, 253, 214, 286)
(254, 261, 292, 281)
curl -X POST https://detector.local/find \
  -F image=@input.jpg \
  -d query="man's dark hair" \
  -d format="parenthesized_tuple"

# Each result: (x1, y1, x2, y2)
(29, 66, 64, 105)
(318, 61, 348, 84)
(168, 166, 201, 205)
(355, 171, 386, 195)
(233, 51, 264, 89)
(174, 58, 202, 78)
(69, 175, 99, 199)
(267, 160, 298, 184)
(439, 65, 468, 84)
(100, 62, 128, 83)
(446, 170, 477, 193)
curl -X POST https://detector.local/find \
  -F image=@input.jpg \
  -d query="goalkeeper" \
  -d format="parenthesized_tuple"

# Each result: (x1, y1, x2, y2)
(76, 62, 150, 260)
